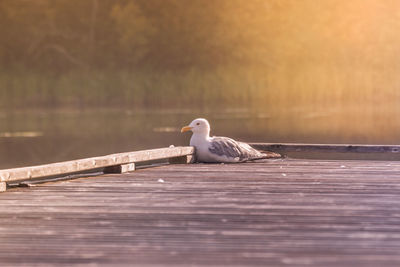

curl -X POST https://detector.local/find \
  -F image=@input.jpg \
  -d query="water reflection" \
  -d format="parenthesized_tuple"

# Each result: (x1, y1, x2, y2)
(1, 107, 400, 169)
(0, 131, 43, 138)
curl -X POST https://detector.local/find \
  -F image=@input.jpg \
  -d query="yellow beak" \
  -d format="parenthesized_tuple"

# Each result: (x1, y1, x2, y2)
(181, 126, 193, 133)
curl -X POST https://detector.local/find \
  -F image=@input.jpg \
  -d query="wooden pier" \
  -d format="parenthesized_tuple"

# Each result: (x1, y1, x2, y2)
(1, 145, 400, 266)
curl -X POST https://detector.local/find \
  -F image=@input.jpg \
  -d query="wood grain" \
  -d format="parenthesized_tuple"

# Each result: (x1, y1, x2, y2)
(1, 158, 400, 266)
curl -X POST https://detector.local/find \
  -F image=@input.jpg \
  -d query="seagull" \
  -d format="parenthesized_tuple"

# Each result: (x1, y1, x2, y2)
(181, 118, 268, 163)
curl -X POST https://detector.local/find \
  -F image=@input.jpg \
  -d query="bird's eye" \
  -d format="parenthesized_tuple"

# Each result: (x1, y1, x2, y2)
(196, 122, 200, 125)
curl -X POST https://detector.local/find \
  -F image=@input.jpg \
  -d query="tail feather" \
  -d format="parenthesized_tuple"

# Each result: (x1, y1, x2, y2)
(245, 150, 282, 162)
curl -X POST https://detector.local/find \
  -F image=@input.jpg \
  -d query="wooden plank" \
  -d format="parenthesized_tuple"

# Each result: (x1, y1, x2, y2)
(168, 155, 195, 164)
(0, 146, 194, 183)
(104, 163, 136, 174)
(0, 182, 5, 192)
(250, 143, 400, 153)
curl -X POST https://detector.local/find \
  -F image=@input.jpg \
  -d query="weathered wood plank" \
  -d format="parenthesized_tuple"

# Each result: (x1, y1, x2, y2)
(250, 143, 400, 153)
(0, 182, 6, 192)
(168, 155, 195, 164)
(103, 163, 136, 174)
(0, 146, 194, 183)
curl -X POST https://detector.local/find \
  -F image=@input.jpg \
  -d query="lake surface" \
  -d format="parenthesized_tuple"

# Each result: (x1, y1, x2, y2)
(1, 107, 400, 169)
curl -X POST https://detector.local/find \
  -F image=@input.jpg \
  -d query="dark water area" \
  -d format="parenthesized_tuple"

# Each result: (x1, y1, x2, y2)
(1, 107, 400, 169)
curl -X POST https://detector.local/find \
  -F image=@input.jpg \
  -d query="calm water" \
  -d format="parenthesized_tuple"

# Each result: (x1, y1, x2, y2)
(1, 107, 400, 169)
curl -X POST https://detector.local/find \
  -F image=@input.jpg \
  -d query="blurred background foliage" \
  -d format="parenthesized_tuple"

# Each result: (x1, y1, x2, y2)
(0, 0, 399, 111)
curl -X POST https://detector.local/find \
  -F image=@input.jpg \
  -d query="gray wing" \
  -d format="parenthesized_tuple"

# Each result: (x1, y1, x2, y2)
(209, 136, 266, 161)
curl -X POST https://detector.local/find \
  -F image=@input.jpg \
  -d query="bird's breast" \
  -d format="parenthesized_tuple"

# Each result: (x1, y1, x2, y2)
(189, 137, 214, 162)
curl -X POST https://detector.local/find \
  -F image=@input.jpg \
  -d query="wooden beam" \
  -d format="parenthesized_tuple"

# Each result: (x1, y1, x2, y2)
(104, 163, 136, 174)
(0, 182, 6, 192)
(0, 146, 194, 183)
(168, 155, 195, 164)
(250, 143, 400, 154)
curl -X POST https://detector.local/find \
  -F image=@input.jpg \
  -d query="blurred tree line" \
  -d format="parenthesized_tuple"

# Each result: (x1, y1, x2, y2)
(0, 0, 400, 111)
(0, 0, 272, 72)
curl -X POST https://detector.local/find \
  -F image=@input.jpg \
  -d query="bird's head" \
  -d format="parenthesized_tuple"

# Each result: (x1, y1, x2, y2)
(181, 118, 210, 135)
